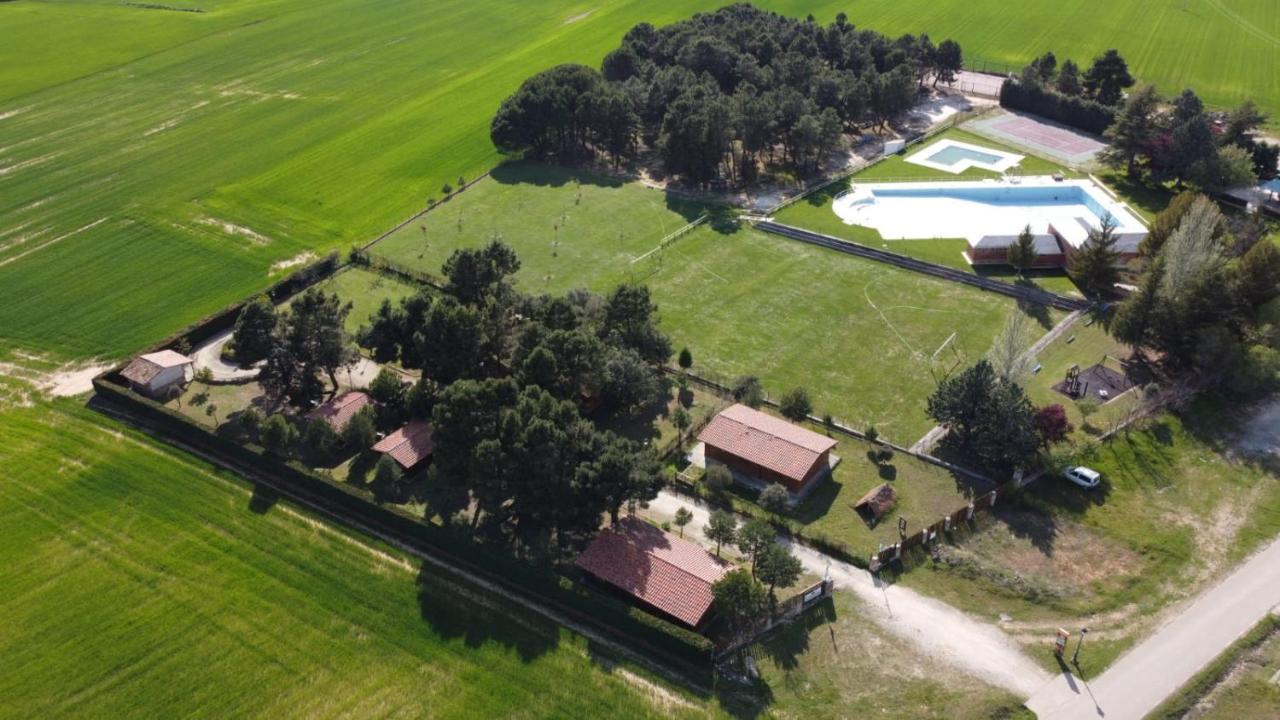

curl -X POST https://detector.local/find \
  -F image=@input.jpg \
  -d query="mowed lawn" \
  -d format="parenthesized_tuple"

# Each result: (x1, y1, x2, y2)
(308, 266, 421, 334)
(0, 402, 705, 719)
(2, 0, 1273, 362)
(645, 224, 1062, 444)
(371, 162, 709, 294)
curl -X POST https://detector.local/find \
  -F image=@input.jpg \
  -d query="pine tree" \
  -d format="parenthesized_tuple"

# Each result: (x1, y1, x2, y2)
(1068, 216, 1122, 296)
(1006, 224, 1039, 276)
(1100, 85, 1160, 179)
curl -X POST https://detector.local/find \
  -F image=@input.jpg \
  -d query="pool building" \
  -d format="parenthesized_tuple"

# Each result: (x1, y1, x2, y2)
(831, 177, 1147, 269)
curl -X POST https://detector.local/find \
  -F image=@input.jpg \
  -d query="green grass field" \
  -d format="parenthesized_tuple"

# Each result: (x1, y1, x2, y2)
(643, 224, 1061, 444)
(0, 400, 708, 719)
(371, 162, 711, 295)
(2, 0, 1274, 362)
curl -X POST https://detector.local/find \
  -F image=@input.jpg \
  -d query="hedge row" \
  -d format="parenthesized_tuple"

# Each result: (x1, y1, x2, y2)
(349, 249, 442, 289)
(163, 252, 341, 353)
(999, 81, 1116, 136)
(92, 376, 714, 670)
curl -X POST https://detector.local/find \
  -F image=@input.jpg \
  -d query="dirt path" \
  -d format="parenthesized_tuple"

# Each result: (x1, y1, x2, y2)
(192, 329, 260, 382)
(645, 491, 1049, 696)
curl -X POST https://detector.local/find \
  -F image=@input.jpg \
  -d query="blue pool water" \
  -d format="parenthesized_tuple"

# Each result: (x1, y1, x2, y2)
(926, 145, 1004, 167)
(1261, 178, 1280, 193)
(874, 184, 1111, 217)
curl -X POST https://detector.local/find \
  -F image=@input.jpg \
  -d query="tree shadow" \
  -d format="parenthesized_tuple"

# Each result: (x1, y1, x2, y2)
(489, 160, 624, 189)
(1015, 291, 1054, 330)
(803, 178, 851, 207)
(345, 450, 379, 488)
(877, 463, 898, 481)
(991, 505, 1060, 557)
(248, 482, 279, 514)
(414, 563, 558, 662)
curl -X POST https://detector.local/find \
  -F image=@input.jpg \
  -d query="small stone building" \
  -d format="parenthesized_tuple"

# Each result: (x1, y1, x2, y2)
(119, 350, 194, 398)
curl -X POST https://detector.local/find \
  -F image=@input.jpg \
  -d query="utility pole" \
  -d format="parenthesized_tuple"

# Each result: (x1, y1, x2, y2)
(1072, 627, 1089, 666)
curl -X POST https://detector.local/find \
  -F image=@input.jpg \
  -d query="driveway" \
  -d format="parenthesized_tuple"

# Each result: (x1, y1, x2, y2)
(1026, 533, 1280, 719)
(192, 329, 260, 382)
(644, 491, 1050, 696)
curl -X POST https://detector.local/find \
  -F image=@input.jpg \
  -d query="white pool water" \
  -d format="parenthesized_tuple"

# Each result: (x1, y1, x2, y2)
(831, 177, 1147, 252)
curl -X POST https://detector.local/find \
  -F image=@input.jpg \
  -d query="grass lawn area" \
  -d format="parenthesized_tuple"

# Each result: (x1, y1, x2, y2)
(774, 128, 1084, 297)
(898, 398, 1280, 673)
(645, 223, 1062, 445)
(795, 427, 993, 554)
(310, 266, 422, 335)
(370, 161, 714, 295)
(0, 401, 706, 719)
(1022, 313, 1144, 440)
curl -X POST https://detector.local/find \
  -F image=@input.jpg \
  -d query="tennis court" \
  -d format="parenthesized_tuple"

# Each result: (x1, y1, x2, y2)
(967, 111, 1106, 166)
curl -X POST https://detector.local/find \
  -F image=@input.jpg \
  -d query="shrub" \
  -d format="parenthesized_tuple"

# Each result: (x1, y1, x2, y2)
(342, 406, 377, 449)
(731, 375, 764, 407)
(237, 407, 263, 439)
(1000, 80, 1116, 135)
(677, 347, 693, 369)
(779, 387, 813, 421)
(705, 463, 733, 492)
(865, 425, 879, 444)
(758, 483, 790, 513)
(260, 414, 297, 457)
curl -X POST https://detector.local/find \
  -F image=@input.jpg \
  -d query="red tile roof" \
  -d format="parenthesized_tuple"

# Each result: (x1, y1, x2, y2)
(697, 404, 837, 484)
(119, 350, 192, 385)
(372, 420, 434, 469)
(575, 517, 731, 627)
(307, 391, 372, 431)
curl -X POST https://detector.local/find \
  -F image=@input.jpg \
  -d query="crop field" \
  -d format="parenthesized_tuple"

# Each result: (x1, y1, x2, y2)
(2, 0, 1273, 362)
(642, 224, 1061, 444)
(371, 162, 709, 295)
(0, 401, 707, 719)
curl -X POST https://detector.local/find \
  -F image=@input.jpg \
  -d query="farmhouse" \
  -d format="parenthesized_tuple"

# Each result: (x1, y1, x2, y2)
(372, 420, 434, 472)
(575, 517, 731, 629)
(119, 350, 194, 398)
(698, 404, 838, 496)
(307, 391, 372, 432)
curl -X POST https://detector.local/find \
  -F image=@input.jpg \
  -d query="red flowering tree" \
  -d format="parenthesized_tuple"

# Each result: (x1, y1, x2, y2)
(1034, 404, 1074, 448)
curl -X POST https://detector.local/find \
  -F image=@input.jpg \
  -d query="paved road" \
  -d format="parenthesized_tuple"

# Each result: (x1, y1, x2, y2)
(1026, 533, 1280, 720)
(645, 491, 1049, 696)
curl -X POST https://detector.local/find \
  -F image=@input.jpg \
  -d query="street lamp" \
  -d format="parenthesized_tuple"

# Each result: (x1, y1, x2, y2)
(1072, 627, 1089, 666)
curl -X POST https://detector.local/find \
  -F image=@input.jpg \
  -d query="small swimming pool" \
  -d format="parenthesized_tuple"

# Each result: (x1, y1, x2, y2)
(904, 138, 1024, 174)
(1261, 178, 1280, 193)
(926, 145, 1004, 167)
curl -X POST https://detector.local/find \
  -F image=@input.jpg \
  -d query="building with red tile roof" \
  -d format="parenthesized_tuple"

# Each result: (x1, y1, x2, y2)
(697, 403, 837, 494)
(372, 420, 434, 471)
(307, 391, 372, 432)
(575, 517, 732, 628)
(119, 350, 194, 397)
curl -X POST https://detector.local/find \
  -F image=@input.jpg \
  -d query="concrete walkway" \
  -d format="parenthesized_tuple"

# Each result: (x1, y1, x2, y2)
(645, 491, 1049, 696)
(1026, 533, 1280, 720)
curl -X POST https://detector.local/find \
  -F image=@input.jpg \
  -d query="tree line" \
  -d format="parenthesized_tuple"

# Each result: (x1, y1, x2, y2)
(491, 3, 962, 186)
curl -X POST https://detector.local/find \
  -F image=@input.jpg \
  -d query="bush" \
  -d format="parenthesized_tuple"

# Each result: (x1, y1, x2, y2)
(779, 387, 813, 421)
(1000, 80, 1116, 135)
(304, 417, 340, 462)
(705, 463, 733, 492)
(758, 483, 790, 513)
(342, 406, 377, 449)
(237, 407, 263, 439)
(260, 414, 297, 457)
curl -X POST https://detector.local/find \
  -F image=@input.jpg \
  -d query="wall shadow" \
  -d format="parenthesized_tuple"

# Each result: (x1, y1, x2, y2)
(414, 563, 558, 662)
(489, 160, 624, 189)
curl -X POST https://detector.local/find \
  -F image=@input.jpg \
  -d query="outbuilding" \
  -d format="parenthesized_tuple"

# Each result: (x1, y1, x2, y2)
(575, 517, 732, 629)
(307, 391, 372, 432)
(697, 403, 838, 497)
(119, 350, 194, 398)
(372, 420, 434, 472)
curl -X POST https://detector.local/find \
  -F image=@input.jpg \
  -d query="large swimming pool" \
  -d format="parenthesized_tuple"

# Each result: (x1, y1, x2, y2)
(830, 177, 1148, 255)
